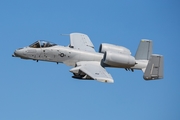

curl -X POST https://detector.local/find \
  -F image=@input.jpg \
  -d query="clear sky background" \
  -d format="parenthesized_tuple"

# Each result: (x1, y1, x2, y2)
(0, 0, 179, 120)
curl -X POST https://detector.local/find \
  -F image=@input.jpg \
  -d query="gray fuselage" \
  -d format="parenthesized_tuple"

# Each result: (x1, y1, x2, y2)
(14, 45, 103, 67)
(14, 45, 148, 70)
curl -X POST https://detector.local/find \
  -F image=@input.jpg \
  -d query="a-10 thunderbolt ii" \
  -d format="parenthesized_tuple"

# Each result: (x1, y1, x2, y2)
(13, 33, 164, 83)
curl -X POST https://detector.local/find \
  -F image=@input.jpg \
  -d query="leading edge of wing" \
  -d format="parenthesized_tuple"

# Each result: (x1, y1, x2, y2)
(69, 33, 96, 52)
(70, 61, 114, 83)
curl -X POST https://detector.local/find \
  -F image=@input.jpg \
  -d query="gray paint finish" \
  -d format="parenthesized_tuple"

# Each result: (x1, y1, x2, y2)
(143, 54, 164, 80)
(13, 33, 164, 83)
(135, 40, 152, 60)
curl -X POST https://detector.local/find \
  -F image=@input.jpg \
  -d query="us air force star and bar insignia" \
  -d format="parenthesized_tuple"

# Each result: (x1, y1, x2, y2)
(59, 53, 65, 57)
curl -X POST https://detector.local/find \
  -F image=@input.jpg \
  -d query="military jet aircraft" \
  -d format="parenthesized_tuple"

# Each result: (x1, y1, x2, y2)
(13, 33, 164, 83)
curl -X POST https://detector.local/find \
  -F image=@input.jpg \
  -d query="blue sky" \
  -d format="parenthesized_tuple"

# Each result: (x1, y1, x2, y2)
(0, 0, 179, 120)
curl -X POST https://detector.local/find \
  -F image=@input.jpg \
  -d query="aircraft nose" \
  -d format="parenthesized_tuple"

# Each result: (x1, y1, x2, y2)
(13, 48, 24, 57)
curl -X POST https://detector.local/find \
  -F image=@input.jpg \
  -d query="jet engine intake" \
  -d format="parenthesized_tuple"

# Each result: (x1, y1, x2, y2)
(103, 51, 136, 67)
(99, 43, 131, 55)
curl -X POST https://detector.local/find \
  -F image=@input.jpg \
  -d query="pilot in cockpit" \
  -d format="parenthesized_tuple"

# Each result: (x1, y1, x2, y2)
(29, 40, 57, 48)
(32, 42, 40, 48)
(41, 43, 46, 47)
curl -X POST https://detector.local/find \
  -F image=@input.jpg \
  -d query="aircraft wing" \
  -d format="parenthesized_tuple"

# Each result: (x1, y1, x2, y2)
(69, 33, 96, 52)
(70, 61, 114, 83)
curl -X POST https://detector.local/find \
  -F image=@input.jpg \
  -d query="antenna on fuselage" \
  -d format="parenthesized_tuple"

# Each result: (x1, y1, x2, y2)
(61, 34, 69, 36)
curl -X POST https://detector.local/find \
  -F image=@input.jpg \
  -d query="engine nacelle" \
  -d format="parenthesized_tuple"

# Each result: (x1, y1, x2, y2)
(103, 51, 136, 67)
(99, 43, 131, 55)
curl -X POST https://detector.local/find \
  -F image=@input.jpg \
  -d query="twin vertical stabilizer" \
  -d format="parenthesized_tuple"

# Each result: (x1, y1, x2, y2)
(143, 54, 164, 80)
(135, 40, 164, 80)
(135, 40, 152, 60)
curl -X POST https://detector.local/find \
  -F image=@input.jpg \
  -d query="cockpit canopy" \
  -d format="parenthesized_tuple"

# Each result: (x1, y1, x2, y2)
(29, 40, 57, 48)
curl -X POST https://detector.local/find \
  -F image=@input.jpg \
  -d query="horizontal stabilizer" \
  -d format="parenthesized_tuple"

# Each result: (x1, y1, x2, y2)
(143, 54, 164, 80)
